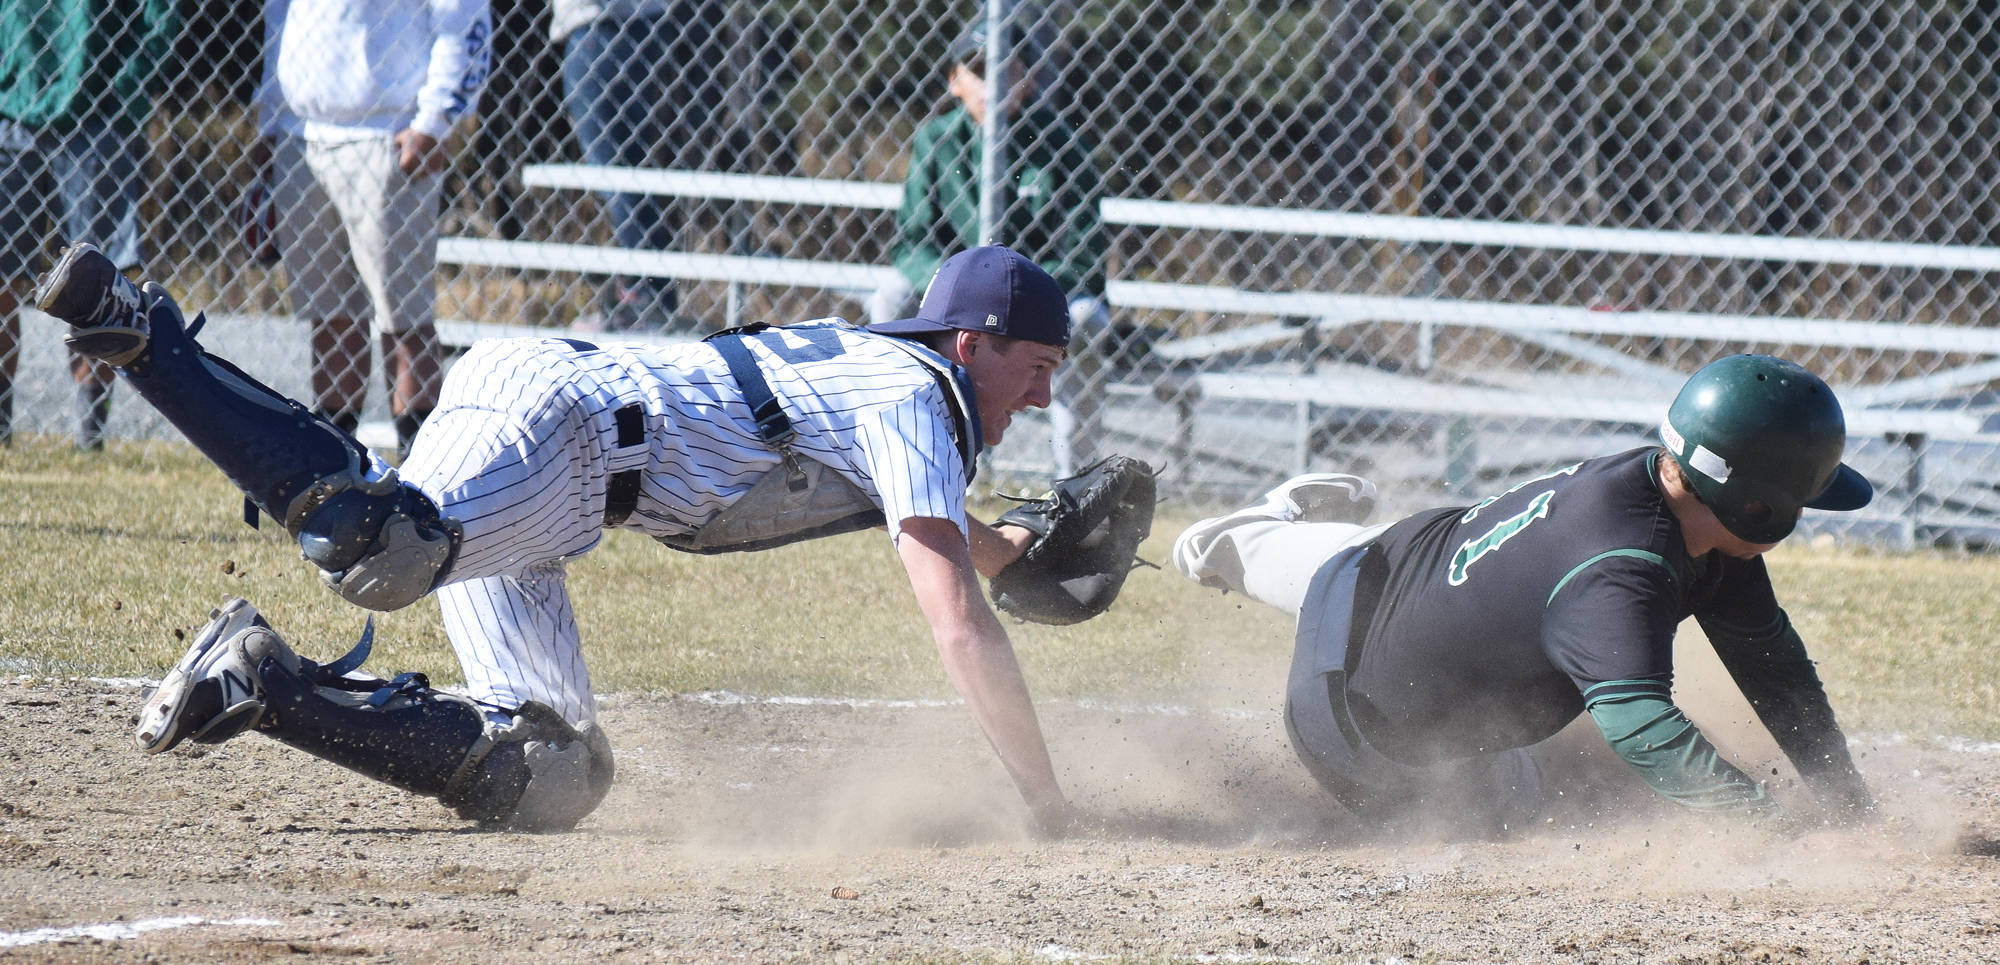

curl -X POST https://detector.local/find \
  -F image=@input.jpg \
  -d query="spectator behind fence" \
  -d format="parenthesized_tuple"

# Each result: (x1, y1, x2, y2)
(553, 0, 711, 334)
(0, 0, 178, 449)
(870, 10, 1111, 477)
(253, 0, 492, 456)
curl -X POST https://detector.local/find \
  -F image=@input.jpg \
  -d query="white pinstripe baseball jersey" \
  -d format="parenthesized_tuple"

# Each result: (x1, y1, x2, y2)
(391, 319, 978, 723)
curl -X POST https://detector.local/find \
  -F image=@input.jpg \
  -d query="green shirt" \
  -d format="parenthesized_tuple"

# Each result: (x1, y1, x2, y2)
(892, 105, 1107, 298)
(0, 0, 179, 133)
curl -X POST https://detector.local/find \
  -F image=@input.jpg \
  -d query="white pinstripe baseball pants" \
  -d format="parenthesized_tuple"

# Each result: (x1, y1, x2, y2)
(397, 340, 650, 725)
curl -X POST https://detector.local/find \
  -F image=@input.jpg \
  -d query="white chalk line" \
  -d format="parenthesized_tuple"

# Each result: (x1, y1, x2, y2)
(32, 675, 2000, 753)
(0, 915, 279, 948)
(1034, 942, 1343, 963)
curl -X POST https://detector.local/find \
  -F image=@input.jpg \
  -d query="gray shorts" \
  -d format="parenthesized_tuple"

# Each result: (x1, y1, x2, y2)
(273, 134, 441, 335)
(0, 118, 145, 277)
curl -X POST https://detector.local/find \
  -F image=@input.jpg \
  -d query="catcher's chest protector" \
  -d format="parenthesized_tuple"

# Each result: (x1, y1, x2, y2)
(658, 327, 980, 555)
(659, 452, 884, 554)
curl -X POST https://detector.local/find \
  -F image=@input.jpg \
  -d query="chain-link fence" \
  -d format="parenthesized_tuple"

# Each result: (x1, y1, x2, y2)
(6, 1, 2000, 546)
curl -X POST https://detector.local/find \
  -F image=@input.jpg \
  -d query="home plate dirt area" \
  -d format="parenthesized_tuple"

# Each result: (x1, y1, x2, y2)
(4, 677, 1999, 963)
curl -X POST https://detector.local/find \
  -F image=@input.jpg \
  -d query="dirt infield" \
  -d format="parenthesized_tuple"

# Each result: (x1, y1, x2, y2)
(4, 675, 1999, 964)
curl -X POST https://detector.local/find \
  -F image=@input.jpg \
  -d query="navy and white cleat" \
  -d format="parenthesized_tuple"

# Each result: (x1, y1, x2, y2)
(134, 598, 295, 754)
(34, 242, 151, 367)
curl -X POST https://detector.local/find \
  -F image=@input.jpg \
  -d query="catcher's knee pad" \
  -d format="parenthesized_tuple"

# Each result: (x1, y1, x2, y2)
(292, 472, 461, 612)
(256, 658, 614, 832)
(469, 701, 619, 832)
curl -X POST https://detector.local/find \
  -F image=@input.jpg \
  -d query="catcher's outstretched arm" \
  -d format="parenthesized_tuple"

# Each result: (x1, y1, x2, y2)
(896, 515, 1069, 825)
(966, 518, 1035, 578)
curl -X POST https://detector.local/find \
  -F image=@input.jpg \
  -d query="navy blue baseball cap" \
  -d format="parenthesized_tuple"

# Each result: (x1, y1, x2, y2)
(868, 245, 1071, 348)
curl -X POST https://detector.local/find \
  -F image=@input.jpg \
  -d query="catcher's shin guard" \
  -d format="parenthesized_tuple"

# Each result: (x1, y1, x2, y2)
(140, 598, 614, 831)
(257, 662, 617, 831)
(35, 244, 458, 611)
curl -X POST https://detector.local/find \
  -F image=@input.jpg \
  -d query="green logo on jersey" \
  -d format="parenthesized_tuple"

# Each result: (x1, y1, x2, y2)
(1449, 489, 1555, 586)
(1459, 462, 1580, 524)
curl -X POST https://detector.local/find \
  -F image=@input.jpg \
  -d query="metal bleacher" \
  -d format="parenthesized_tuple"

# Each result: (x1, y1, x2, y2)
(434, 165, 2000, 545)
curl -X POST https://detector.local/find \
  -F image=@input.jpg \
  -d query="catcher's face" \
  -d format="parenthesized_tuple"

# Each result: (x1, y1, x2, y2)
(958, 332, 1064, 443)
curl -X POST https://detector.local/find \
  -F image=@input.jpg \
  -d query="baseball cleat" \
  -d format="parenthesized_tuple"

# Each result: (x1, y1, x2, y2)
(1254, 473, 1377, 524)
(1171, 473, 1378, 587)
(134, 598, 297, 754)
(34, 242, 151, 367)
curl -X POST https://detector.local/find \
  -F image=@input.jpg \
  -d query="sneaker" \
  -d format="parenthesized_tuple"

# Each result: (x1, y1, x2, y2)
(34, 243, 150, 367)
(1267, 472, 1377, 524)
(1171, 473, 1378, 587)
(134, 598, 299, 754)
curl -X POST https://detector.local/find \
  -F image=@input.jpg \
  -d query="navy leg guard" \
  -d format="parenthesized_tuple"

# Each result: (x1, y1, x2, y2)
(77, 283, 458, 610)
(256, 659, 614, 831)
(117, 285, 366, 531)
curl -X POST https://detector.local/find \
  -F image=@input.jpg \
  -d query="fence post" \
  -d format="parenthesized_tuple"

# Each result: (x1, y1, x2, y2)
(977, 0, 1017, 245)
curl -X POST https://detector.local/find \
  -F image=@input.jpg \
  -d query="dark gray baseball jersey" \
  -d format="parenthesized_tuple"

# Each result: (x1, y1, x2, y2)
(1345, 447, 1782, 764)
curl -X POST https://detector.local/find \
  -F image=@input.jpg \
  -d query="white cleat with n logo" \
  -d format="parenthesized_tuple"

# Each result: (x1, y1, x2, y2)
(134, 598, 299, 754)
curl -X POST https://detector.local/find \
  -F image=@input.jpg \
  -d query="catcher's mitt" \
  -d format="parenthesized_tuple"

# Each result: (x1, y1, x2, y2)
(989, 455, 1157, 625)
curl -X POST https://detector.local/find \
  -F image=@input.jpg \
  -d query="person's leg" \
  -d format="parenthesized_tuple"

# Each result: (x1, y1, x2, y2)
(1173, 475, 1384, 614)
(395, 345, 611, 582)
(624, 9, 695, 324)
(309, 315, 368, 431)
(0, 120, 47, 446)
(56, 119, 147, 451)
(36, 244, 456, 612)
(277, 134, 371, 428)
(1050, 295, 1112, 476)
(309, 139, 380, 423)
(437, 566, 599, 726)
(335, 132, 443, 453)
(133, 595, 614, 830)
(560, 15, 680, 325)
(67, 355, 112, 450)
(0, 284, 18, 446)
(383, 324, 442, 456)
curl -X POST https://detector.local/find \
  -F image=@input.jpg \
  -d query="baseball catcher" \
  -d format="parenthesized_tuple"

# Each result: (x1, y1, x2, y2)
(42, 242, 1153, 833)
(988, 455, 1156, 625)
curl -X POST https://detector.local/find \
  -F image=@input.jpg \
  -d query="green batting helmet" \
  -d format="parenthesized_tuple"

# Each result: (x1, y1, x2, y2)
(1659, 354, 1873, 544)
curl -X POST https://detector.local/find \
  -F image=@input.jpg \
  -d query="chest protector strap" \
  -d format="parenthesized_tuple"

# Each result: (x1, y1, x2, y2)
(647, 325, 979, 555)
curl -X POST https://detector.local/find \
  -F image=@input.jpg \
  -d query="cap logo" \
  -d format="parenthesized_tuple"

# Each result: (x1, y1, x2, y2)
(985, 313, 1000, 328)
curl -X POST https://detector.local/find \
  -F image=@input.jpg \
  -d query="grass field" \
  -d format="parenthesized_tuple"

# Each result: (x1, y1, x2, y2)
(7, 435, 2000, 743)
(0, 437, 1290, 702)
